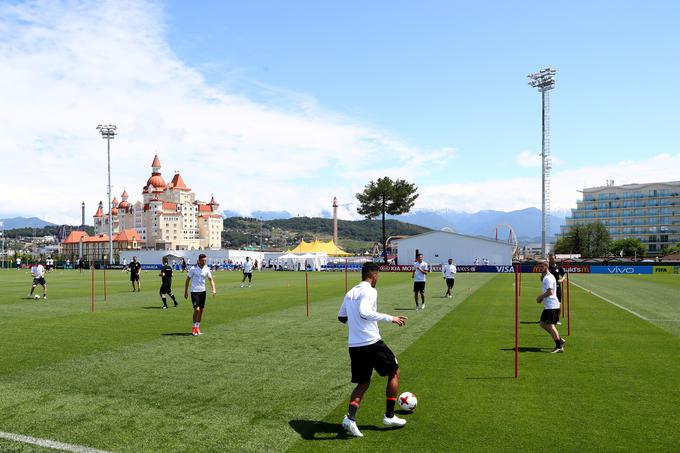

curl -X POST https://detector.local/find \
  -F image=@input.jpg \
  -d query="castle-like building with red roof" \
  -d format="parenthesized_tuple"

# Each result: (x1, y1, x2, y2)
(94, 154, 223, 251)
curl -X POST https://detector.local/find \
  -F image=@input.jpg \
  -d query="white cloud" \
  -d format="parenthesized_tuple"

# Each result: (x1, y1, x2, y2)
(419, 153, 680, 213)
(516, 150, 541, 167)
(0, 0, 448, 224)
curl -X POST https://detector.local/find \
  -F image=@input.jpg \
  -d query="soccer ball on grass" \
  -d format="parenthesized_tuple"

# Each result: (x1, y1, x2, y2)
(398, 392, 417, 412)
(34, 294, 40, 300)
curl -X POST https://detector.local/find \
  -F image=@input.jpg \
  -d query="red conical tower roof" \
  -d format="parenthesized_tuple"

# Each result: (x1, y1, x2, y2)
(151, 154, 161, 169)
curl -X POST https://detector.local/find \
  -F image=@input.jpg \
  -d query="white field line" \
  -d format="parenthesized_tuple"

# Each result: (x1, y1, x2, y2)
(0, 431, 112, 453)
(570, 281, 650, 321)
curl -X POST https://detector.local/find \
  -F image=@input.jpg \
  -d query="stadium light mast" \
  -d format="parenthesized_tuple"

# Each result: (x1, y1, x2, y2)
(96, 124, 117, 265)
(528, 67, 556, 259)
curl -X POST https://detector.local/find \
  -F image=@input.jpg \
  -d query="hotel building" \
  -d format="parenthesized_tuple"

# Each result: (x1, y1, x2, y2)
(561, 180, 680, 255)
(93, 154, 223, 252)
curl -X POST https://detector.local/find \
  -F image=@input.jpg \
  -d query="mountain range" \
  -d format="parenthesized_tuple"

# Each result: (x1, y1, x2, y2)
(3, 208, 567, 244)
(0, 217, 56, 230)
(222, 207, 566, 243)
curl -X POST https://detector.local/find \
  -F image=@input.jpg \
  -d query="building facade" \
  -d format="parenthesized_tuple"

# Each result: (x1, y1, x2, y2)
(562, 180, 680, 255)
(61, 230, 141, 263)
(395, 231, 514, 266)
(93, 155, 223, 251)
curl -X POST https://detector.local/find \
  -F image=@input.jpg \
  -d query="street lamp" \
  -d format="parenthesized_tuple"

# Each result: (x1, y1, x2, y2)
(528, 67, 556, 259)
(96, 123, 117, 265)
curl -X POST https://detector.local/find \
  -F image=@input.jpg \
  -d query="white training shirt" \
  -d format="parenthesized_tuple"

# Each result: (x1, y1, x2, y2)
(31, 265, 45, 278)
(542, 272, 560, 310)
(188, 265, 213, 292)
(442, 263, 457, 279)
(338, 281, 393, 347)
(414, 261, 429, 282)
(243, 260, 253, 273)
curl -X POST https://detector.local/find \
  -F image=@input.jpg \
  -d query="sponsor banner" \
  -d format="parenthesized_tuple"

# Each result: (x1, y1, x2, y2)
(653, 266, 673, 274)
(141, 264, 163, 270)
(589, 265, 652, 275)
(377, 264, 515, 273)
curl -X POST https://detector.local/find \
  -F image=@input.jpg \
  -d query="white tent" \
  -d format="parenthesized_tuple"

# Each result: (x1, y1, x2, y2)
(276, 252, 328, 271)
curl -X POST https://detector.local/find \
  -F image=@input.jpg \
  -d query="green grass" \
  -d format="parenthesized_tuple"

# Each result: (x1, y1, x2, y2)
(1, 269, 679, 452)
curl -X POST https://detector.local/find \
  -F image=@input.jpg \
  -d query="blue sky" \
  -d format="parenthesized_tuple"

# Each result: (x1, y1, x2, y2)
(1, 0, 679, 224)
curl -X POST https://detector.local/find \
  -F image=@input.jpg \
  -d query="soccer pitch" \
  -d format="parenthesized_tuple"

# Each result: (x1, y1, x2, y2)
(1, 269, 679, 452)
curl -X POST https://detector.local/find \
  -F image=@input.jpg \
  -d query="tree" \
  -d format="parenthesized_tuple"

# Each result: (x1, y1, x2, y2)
(356, 177, 419, 263)
(610, 238, 646, 258)
(555, 222, 611, 257)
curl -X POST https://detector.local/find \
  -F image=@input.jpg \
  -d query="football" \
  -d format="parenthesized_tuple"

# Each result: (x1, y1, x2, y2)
(34, 294, 40, 300)
(398, 391, 417, 411)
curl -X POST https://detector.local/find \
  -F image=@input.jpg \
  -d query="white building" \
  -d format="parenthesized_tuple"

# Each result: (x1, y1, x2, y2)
(395, 231, 514, 266)
(94, 154, 223, 251)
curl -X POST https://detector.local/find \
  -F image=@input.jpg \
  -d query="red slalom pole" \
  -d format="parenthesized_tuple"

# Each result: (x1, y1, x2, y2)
(518, 258, 522, 296)
(514, 264, 519, 379)
(305, 269, 310, 319)
(103, 267, 107, 302)
(91, 265, 95, 313)
(567, 273, 571, 336)
(345, 258, 349, 293)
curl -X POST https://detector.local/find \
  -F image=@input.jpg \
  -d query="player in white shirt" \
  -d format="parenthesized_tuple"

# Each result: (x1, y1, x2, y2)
(240, 256, 254, 288)
(442, 258, 457, 299)
(536, 260, 565, 353)
(29, 260, 48, 300)
(184, 254, 216, 336)
(412, 254, 429, 309)
(338, 263, 408, 437)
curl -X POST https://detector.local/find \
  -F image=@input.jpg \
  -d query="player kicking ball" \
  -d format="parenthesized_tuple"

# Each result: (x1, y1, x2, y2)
(338, 262, 408, 438)
(28, 260, 48, 300)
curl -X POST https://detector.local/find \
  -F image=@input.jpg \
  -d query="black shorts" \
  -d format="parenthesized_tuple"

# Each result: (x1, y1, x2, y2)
(32, 277, 46, 286)
(540, 309, 560, 325)
(446, 278, 455, 288)
(243, 272, 252, 279)
(413, 281, 426, 293)
(160, 282, 172, 294)
(130, 273, 140, 282)
(348, 340, 399, 383)
(191, 291, 207, 309)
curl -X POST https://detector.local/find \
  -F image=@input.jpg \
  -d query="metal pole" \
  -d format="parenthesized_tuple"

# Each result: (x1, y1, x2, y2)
(107, 136, 113, 265)
(541, 89, 546, 259)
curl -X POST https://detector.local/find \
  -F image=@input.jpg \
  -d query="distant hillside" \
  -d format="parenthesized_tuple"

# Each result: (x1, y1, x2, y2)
(0, 217, 56, 229)
(222, 216, 430, 252)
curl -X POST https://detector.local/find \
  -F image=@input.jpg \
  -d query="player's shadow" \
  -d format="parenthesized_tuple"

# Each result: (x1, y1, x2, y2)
(394, 307, 417, 311)
(161, 332, 194, 336)
(500, 347, 546, 353)
(288, 420, 400, 440)
(520, 321, 539, 324)
(142, 306, 164, 309)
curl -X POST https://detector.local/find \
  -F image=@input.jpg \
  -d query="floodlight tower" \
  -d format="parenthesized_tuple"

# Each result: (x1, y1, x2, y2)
(528, 67, 556, 259)
(96, 124, 117, 265)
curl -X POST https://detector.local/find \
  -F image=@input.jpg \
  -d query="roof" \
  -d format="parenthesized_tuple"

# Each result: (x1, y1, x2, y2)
(288, 239, 351, 256)
(197, 204, 212, 212)
(94, 205, 103, 218)
(169, 173, 190, 191)
(397, 230, 515, 248)
(151, 154, 161, 168)
(114, 229, 140, 242)
(62, 231, 89, 244)
(121, 189, 129, 198)
(162, 202, 178, 210)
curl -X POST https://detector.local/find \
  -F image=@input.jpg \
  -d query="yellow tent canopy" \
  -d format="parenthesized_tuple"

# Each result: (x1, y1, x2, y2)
(288, 239, 351, 256)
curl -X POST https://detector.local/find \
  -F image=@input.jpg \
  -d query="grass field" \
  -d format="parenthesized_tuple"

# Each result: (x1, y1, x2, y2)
(1, 268, 679, 452)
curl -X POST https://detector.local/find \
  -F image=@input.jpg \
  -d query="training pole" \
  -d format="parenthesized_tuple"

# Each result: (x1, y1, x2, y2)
(514, 264, 519, 379)
(567, 273, 571, 336)
(305, 268, 310, 319)
(345, 258, 348, 293)
(518, 257, 522, 296)
(91, 265, 95, 313)
(103, 267, 107, 302)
